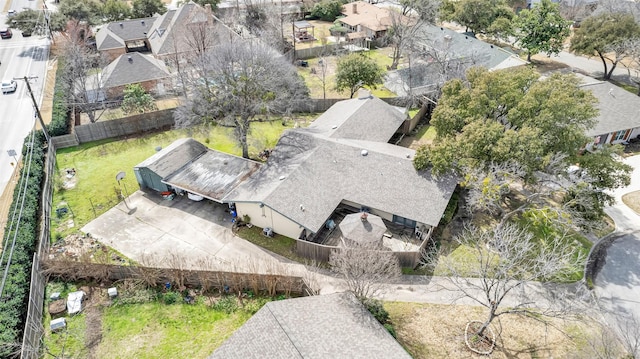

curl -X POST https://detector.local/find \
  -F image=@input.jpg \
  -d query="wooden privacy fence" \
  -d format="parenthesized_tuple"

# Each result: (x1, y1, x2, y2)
(42, 261, 308, 297)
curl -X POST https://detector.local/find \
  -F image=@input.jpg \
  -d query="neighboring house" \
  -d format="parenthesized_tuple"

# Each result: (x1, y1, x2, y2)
(134, 138, 262, 202)
(385, 26, 528, 97)
(578, 74, 640, 146)
(100, 53, 171, 98)
(95, 1, 238, 62)
(223, 92, 457, 243)
(338, 1, 410, 40)
(210, 292, 412, 359)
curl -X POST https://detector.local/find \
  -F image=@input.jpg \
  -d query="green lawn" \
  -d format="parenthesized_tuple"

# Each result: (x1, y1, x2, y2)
(234, 226, 309, 263)
(52, 119, 315, 238)
(42, 282, 274, 359)
(298, 48, 397, 99)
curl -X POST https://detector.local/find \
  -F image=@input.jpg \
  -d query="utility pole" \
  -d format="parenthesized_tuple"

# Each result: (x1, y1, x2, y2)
(15, 76, 50, 142)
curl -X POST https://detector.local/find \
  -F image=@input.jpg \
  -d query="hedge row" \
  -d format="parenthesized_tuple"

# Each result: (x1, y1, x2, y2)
(0, 131, 46, 358)
(48, 58, 70, 137)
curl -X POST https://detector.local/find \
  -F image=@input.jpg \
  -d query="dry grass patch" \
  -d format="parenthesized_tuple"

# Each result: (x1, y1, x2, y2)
(386, 302, 596, 359)
(622, 191, 640, 215)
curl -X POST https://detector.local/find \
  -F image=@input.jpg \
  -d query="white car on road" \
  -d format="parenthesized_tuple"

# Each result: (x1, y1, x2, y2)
(1, 79, 17, 94)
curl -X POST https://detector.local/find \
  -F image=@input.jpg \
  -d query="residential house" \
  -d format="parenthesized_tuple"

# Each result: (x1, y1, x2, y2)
(338, 1, 410, 41)
(100, 53, 171, 98)
(96, 2, 238, 62)
(385, 25, 528, 97)
(578, 74, 640, 146)
(210, 292, 412, 359)
(224, 92, 457, 244)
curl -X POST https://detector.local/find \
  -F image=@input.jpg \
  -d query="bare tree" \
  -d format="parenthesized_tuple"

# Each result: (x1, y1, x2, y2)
(329, 243, 401, 300)
(385, 10, 422, 70)
(422, 222, 588, 354)
(62, 38, 109, 123)
(174, 39, 308, 158)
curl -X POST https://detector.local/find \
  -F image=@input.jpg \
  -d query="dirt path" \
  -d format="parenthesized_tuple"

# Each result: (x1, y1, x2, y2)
(83, 287, 105, 359)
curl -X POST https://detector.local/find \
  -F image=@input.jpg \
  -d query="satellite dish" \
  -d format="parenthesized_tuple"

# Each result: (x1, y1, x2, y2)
(116, 171, 126, 182)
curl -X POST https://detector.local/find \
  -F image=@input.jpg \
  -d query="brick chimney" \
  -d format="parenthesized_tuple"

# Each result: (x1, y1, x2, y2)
(352, 3, 357, 14)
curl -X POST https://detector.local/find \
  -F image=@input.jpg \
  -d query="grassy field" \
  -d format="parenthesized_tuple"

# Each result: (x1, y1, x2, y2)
(386, 301, 616, 358)
(298, 48, 397, 99)
(52, 118, 315, 238)
(43, 282, 273, 359)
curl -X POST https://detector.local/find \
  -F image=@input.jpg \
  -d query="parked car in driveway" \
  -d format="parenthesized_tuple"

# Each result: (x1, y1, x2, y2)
(1, 79, 17, 94)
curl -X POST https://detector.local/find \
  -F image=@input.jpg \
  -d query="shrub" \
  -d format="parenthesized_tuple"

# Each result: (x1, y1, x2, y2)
(362, 298, 389, 324)
(162, 291, 181, 305)
(311, 0, 344, 21)
(48, 59, 71, 136)
(212, 295, 238, 314)
(0, 131, 46, 357)
(383, 323, 397, 338)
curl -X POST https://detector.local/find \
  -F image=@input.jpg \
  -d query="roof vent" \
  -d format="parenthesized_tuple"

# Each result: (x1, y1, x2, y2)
(119, 22, 123, 27)
(444, 35, 452, 41)
(609, 88, 614, 96)
(141, 20, 145, 25)
(361, 149, 368, 156)
(279, 175, 286, 180)
(128, 55, 133, 62)
(331, 125, 338, 129)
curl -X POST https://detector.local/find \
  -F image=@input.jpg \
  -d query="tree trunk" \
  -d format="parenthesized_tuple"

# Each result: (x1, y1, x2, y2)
(606, 61, 617, 81)
(238, 118, 250, 159)
(598, 52, 609, 80)
(527, 51, 532, 62)
(476, 304, 497, 338)
(391, 46, 401, 70)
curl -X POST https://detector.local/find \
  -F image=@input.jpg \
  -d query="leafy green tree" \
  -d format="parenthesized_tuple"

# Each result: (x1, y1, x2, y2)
(440, 0, 514, 35)
(335, 53, 384, 98)
(514, 0, 570, 61)
(415, 67, 598, 176)
(58, 0, 103, 24)
(5, 9, 65, 35)
(310, 0, 344, 22)
(570, 12, 640, 80)
(131, 0, 167, 18)
(102, 0, 132, 22)
(121, 84, 158, 115)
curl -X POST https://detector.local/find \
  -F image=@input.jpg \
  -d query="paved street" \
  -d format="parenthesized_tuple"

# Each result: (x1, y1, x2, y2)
(0, 1, 51, 201)
(595, 155, 640, 354)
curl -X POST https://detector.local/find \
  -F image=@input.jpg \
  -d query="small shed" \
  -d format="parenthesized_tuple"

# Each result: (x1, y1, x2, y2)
(134, 138, 208, 193)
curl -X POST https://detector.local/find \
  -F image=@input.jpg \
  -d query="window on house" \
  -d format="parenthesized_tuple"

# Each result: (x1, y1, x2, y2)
(392, 215, 416, 228)
(613, 130, 626, 141)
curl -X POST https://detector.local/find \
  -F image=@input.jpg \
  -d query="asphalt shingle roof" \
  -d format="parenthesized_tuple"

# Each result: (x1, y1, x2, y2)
(225, 96, 457, 233)
(210, 292, 412, 359)
(577, 74, 640, 136)
(101, 53, 170, 88)
(96, 17, 155, 50)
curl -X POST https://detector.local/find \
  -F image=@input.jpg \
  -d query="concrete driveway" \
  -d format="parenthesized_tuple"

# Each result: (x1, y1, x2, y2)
(81, 190, 304, 274)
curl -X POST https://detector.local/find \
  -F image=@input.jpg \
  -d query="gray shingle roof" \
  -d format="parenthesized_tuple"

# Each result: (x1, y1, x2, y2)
(385, 25, 527, 96)
(101, 53, 170, 88)
(578, 75, 640, 136)
(225, 97, 457, 232)
(308, 95, 407, 142)
(162, 151, 261, 202)
(210, 292, 412, 359)
(96, 17, 156, 50)
(135, 138, 207, 178)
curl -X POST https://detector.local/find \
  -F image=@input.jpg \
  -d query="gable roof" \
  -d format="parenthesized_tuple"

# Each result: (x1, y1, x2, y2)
(101, 53, 170, 88)
(147, 2, 238, 56)
(135, 138, 208, 178)
(210, 292, 412, 359)
(340, 1, 404, 32)
(385, 25, 527, 96)
(96, 17, 156, 51)
(225, 96, 457, 233)
(308, 95, 407, 142)
(577, 74, 640, 136)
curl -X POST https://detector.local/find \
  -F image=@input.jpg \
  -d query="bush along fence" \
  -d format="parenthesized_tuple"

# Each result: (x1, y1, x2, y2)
(48, 59, 71, 137)
(42, 261, 308, 297)
(0, 131, 47, 359)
